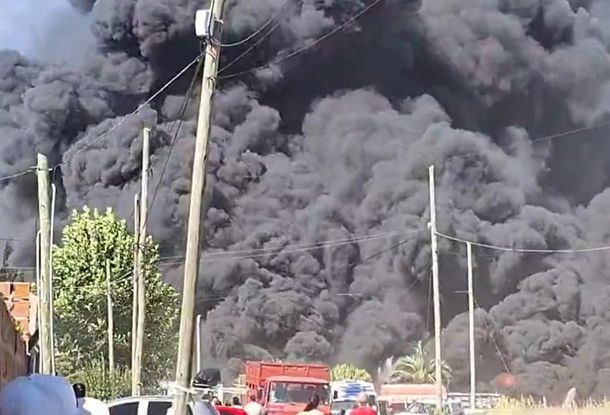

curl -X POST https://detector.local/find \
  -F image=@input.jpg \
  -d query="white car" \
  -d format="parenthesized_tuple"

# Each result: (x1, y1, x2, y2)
(107, 396, 220, 415)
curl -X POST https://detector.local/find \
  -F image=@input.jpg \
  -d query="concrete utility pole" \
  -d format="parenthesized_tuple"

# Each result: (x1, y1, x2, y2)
(174, 3, 226, 414)
(106, 259, 115, 375)
(49, 183, 57, 374)
(133, 128, 150, 396)
(428, 164, 443, 409)
(131, 194, 140, 393)
(467, 242, 476, 410)
(36, 153, 53, 375)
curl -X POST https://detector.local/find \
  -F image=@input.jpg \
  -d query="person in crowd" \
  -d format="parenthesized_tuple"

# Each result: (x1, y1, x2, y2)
(244, 395, 264, 415)
(73, 383, 110, 415)
(232, 396, 243, 408)
(349, 393, 376, 415)
(298, 394, 323, 415)
(0, 374, 79, 415)
(211, 396, 222, 406)
(74, 383, 86, 406)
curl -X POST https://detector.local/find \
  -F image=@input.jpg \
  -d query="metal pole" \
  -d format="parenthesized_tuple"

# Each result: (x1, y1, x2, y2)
(36, 154, 52, 375)
(174, 4, 226, 413)
(106, 259, 115, 375)
(49, 183, 56, 374)
(196, 314, 202, 374)
(131, 194, 140, 394)
(428, 164, 443, 409)
(467, 242, 476, 410)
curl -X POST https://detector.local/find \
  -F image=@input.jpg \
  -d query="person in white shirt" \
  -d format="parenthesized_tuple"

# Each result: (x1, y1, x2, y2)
(244, 395, 264, 415)
(73, 383, 110, 415)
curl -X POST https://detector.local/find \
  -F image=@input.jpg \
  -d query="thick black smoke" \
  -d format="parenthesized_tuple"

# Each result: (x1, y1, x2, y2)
(4, 0, 610, 399)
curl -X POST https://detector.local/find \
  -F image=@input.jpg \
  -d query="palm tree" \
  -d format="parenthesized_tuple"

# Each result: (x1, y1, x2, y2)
(332, 363, 372, 382)
(389, 341, 452, 384)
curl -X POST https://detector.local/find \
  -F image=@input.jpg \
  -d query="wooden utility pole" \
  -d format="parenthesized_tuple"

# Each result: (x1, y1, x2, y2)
(106, 259, 115, 375)
(35, 230, 42, 372)
(131, 193, 140, 393)
(36, 153, 52, 375)
(428, 165, 443, 409)
(467, 242, 476, 410)
(133, 128, 150, 396)
(174, 3, 226, 413)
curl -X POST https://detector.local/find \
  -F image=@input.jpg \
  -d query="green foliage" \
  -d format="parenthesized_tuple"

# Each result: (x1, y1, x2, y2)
(68, 359, 131, 401)
(332, 363, 372, 382)
(53, 207, 179, 394)
(389, 341, 452, 384)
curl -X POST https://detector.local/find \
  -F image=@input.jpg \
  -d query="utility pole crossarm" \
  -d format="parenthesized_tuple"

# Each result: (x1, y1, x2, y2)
(174, 2, 227, 414)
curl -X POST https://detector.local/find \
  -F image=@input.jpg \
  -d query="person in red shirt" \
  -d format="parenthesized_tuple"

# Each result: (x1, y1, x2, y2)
(349, 393, 376, 415)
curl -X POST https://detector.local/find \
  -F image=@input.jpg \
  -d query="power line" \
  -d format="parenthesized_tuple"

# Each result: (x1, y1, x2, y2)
(0, 169, 34, 183)
(436, 230, 610, 254)
(472, 298, 512, 375)
(187, 233, 424, 302)
(531, 119, 610, 144)
(220, 0, 298, 47)
(158, 228, 423, 265)
(218, 0, 304, 74)
(218, 0, 383, 80)
(159, 229, 420, 260)
(138, 56, 204, 234)
(59, 54, 203, 167)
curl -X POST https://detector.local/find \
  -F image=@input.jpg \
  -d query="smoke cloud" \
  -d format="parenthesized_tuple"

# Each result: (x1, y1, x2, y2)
(4, 0, 610, 398)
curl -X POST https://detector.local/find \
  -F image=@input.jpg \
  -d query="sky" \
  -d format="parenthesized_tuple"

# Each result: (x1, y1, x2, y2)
(0, 0, 93, 64)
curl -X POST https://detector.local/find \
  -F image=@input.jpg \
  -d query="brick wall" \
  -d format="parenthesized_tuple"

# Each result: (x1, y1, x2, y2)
(0, 282, 30, 390)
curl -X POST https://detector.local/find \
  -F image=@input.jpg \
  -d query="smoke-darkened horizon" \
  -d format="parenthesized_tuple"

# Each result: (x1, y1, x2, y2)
(3, 0, 610, 400)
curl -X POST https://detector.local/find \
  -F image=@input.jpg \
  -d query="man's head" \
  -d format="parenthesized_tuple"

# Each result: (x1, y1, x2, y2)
(249, 395, 257, 402)
(232, 396, 241, 406)
(73, 383, 86, 399)
(357, 392, 368, 407)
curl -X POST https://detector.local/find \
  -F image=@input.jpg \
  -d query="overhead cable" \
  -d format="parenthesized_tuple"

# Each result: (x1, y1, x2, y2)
(220, 0, 298, 47)
(0, 169, 34, 183)
(159, 228, 423, 265)
(218, 0, 304, 75)
(59, 54, 203, 167)
(436, 230, 610, 254)
(218, 0, 383, 80)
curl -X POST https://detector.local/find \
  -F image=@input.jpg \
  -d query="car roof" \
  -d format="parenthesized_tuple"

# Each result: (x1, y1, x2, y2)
(108, 396, 213, 406)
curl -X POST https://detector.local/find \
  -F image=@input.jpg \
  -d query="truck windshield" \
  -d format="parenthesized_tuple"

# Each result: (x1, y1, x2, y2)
(269, 382, 330, 404)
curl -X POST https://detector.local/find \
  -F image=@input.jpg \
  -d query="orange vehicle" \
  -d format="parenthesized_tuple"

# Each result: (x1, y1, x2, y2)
(244, 361, 331, 415)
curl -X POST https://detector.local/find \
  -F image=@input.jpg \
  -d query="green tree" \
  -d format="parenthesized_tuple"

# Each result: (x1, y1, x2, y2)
(70, 359, 131, 401)
(389, 341, 452, 384)
(53, 207, 178, 394)
(332, 363, 372, 382)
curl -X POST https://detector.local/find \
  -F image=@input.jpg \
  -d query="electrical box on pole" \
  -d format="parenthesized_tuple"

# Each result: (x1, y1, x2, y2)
(195, 9, 223, 40)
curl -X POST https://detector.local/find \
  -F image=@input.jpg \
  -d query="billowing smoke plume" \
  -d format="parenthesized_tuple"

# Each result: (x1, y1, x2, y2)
(4, 0, 610, 399)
